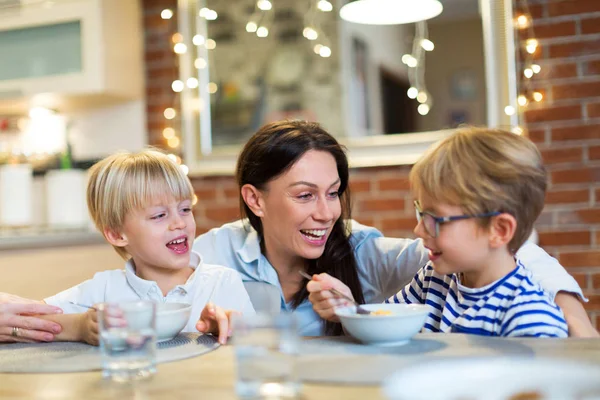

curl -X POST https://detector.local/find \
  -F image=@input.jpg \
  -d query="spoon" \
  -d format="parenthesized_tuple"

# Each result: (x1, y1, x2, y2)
(298, 271, 371, 315)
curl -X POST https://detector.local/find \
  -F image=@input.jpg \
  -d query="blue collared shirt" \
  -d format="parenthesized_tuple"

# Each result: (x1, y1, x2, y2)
(193, 220, 583, 336)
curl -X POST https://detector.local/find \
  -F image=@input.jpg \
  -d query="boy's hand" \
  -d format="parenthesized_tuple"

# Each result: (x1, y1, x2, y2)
(78, 309, 99, 346)
(307, 273, 354, 323)
(195, 302, 237, 345)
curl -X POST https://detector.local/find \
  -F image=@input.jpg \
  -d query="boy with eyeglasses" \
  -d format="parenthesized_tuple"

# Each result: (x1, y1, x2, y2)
(311, 127, 568, 337)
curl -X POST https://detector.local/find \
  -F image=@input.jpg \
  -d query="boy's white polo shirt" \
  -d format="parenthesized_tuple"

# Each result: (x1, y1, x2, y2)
(45, 251, 255, 333)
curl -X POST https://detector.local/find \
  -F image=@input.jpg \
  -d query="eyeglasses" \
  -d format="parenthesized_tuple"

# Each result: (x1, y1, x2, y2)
(414, 200, 501, 238)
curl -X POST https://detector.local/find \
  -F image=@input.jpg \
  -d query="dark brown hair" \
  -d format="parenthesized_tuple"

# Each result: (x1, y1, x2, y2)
(236, 120, 365, 335)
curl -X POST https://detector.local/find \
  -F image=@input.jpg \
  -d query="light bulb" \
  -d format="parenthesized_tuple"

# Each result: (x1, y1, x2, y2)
(180, 164, 189, 175)
(417, 104, 430, 116)
(317, 0, 333, 12)
(524, 68, 534, 79)
(193, 35, 205, 46)
(164, 108, 177, 119)
(206, 39, 216, 49)
(313, 44, 323, 54)
(205, 10, 218, 20)
(195, 58, 207, 69)
(531, 64, 541, 74)
(512, 126, 524, 135)
(256, 27, 269, 37)
(163, 128, 175, 139)
(421, 39, 434, 51)
(208, 82, 218, 93)
(416, 91, 428, 103)
(246, 21, 258, 32)
(168, 137, 180, 148)
(517, 95, 528, 106)
(319, 46, 332, 58)
(407, 87, 418, 99)
(187, 78, 199, 88)
(303, 27, 318, 40)
(504, 106, 515, 116)
(257, 0, 272, 11)
(199, 7, 209, 17)
(171, 33, 183, 43)
(172, 80, 184, 92)
(402, 54, 417, 68)
(161, 9, 173, 19)
(174, 43, 187, 54)
(526, 39, 538, 54)
(516, 15, 529, 29)
(533, 91, 543, 102)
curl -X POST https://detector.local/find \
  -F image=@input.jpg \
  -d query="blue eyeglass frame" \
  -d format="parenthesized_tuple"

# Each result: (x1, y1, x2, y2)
(414, 200, 501, 238)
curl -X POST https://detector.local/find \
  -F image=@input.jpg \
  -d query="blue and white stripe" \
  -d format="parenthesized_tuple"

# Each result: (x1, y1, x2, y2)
(386, 261, 568, 338)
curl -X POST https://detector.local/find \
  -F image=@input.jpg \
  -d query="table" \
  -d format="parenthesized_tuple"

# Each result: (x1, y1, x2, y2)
(1, 334, 599, 400)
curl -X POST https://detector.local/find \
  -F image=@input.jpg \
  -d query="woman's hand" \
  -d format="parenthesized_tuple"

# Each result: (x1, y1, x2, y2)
(0, 302, 63, 343)
(307, 273, 355, 323)
(195, 302, 237, 344)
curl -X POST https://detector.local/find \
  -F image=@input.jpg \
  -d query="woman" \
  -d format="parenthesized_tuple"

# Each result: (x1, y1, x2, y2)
(0, 294, 62, 343)
(194, 120, 596, 337)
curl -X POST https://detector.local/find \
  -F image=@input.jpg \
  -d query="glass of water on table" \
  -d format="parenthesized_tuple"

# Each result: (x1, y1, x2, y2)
(232, 312, 301, 398)
(97, 301, 157, 382)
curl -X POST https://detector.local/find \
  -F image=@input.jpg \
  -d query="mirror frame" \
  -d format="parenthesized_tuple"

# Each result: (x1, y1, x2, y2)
(178, 0, 517, 176)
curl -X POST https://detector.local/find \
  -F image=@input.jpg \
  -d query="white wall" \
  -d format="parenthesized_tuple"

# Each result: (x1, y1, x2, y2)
(68, 99, 147, 160)
(339, 21, 411, 138)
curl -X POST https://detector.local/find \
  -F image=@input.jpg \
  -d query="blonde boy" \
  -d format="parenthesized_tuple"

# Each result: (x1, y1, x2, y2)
(311, 128, 568, 337)
(42, 149, 254, 344)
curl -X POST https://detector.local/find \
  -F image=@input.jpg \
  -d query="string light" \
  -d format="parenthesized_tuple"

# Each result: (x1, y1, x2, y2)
(246, 21, 258, 32)
(161, 9, 173, 19)
(404, 21, 433, 116)
(186, 78, 199, 88)
(205, 39, 216, 49)
(192, 35, 205, 46)
(194, 58, 207, 69)
(317, 0, 333, 12)
(174, 43, 187, 54)
(533, 91, 543, 102)
(257, 0, 272, 11)
(171, 80, 184, 92)
(164, 108, 177, 120)
(256, 26, 269, 37)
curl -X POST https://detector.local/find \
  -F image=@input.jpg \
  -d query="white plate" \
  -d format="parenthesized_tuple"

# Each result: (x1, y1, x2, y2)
(382, 357, 600, 400)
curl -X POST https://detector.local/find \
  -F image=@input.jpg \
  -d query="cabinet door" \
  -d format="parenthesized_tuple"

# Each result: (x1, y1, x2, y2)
(0, 21, 82, 82)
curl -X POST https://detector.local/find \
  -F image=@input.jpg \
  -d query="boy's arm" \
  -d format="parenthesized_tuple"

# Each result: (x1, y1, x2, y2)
(36, 311, 99, 345)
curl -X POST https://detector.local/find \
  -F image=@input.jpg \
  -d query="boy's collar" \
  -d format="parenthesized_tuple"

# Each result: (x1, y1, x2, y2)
(124, 251, 203, 298)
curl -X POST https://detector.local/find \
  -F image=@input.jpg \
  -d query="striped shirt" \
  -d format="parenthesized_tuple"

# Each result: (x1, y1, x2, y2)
(386, 261, 568, 338)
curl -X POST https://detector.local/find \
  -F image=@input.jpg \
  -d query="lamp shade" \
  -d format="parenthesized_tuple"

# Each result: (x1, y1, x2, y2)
(340, 0, 443, 25)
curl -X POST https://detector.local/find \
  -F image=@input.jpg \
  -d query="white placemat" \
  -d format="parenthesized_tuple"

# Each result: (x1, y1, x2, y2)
(0, 333, 219, 373)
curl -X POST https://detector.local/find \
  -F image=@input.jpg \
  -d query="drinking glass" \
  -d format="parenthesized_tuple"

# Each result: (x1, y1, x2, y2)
(97, 301, 157, 382)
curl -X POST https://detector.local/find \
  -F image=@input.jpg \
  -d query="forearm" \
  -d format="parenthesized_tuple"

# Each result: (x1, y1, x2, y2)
(36, 314, 85, 342)
(555, 292, 599, 338)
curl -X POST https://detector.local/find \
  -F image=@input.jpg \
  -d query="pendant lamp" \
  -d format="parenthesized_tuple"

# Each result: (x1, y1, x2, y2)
(339, 0, 443, 25)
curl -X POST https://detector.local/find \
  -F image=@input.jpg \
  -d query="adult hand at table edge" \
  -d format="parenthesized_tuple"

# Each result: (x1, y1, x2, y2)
(0, 302, 64, 343)
(555, 291, 600, 338)
(307, 273, 354, 323)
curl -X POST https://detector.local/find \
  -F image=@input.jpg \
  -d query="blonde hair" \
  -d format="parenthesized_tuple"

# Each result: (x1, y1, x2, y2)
(410, 127, 547, 252)
(87, 149, 194, 259)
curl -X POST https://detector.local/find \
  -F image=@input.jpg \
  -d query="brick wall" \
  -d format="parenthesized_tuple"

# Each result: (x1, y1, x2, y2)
(142, 0, 599, 327)
(517, 0, 600, 327)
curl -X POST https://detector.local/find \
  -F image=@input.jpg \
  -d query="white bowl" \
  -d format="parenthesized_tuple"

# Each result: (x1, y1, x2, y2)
(156, 302, 192, 342)
(334, 303, 429, 346)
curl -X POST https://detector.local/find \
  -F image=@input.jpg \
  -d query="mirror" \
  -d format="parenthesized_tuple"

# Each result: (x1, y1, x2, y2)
(176, 0, 515, 172)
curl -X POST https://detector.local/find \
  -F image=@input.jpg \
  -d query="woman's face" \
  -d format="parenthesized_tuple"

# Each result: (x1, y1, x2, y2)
(259, 150, 342, 264)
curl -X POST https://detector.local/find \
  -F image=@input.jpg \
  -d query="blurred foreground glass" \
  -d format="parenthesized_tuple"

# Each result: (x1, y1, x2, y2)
(97, 301, 157, 382)
(232, 312, 300, 398)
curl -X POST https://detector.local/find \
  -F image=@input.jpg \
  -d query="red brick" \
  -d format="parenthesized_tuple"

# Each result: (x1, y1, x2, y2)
(596, 314, 600, 329)
(520, 21, 576, 39)
(377, 177, 410, 191)
(535, 211, 553, 226)
(349, 179, 372, 193)
(557, 208, 600, 224)
(549, 40, 600, 58)
(571, 272, 589, 289)
(548, 0, 600, 16)
(593, 273, 600, 289)
(354, 217, 375, 227)
(202, 206, 240, 223)
(588, 103, 600, 119)
(590, 146, 600, 160)
(545, 189, 589, 204)
(596, 188, 600, 203)
(583, 294, 600, 311)
(539, 230, 591, 246)
(541, 147, 583, 164)
(381, 217, 416, 232)
(559, 251, 600, 267)
(527, 129, 545, 143)
(552, 125, 600, 141)
(585, 60, 600, 76)
(553, 81, 600, 100)
(582, 17, 600, 34)
(524, 105, 581, 123)
(552, 167, 600, 184)
(537, 63, 578, 80)
(223, 187, 239, 200)
(193, 188, 218, 201)
(360, 198, 405, 212)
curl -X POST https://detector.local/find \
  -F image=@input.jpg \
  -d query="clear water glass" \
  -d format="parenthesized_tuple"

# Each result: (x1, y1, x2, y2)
(232, 312, 301, 398)
(97, 301, 157, 382)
